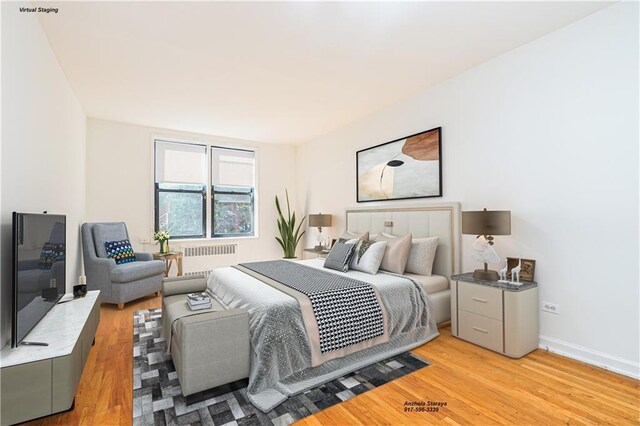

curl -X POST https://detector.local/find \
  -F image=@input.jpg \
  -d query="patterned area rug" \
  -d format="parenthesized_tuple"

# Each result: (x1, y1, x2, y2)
(133, 308, 429, 425)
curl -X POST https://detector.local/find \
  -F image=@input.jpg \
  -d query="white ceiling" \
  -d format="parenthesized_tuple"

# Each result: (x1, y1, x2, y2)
(36, 1, 612, 144)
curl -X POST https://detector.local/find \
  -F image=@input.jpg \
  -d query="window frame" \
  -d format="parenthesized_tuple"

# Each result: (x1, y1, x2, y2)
(154, 182, 207, 240)
(153, 139, 257, 240)
(211, 185, 255, 238)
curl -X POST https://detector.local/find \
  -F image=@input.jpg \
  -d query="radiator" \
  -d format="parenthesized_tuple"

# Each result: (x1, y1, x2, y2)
(181, 243, 237, 278)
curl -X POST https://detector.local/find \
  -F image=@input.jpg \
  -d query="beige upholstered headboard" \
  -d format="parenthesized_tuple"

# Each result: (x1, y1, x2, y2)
(346, 203, 461, 278)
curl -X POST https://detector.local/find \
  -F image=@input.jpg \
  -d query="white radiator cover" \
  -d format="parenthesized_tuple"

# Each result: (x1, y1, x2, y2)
(181, 243, 237, 277)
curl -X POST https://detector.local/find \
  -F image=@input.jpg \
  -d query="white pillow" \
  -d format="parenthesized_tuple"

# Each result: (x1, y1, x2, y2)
(405, 237, 439, 276)
(348, 240, 387, 275)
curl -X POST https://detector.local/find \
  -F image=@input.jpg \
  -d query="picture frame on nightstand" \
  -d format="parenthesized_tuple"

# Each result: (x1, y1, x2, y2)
(506, 257, 536, 282)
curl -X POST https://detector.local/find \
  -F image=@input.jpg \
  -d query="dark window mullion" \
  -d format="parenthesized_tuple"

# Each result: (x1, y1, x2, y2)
(154, 183, 206, 238)
(211, 186, 254, 237)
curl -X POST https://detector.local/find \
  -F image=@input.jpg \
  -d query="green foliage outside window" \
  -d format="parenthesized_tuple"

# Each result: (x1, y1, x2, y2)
(213, 190, 254, 236)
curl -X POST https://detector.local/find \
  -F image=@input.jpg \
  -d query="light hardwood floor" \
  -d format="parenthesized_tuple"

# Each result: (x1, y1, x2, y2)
(30, 294, 639, 425)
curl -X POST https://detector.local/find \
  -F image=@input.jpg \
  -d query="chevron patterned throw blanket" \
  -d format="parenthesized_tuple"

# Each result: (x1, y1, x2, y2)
(238, 260, 387, 355)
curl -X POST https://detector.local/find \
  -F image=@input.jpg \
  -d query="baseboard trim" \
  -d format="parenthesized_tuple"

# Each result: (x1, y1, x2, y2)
(539, 335, 639, 380)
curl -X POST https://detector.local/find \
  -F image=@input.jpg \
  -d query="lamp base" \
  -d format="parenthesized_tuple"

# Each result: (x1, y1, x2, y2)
(472, 269, 499, 281)
(315, 228, 324, 251)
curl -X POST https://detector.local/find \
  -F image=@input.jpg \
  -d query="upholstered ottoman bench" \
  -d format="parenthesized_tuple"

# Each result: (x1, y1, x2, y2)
(161, 275, 250, 396)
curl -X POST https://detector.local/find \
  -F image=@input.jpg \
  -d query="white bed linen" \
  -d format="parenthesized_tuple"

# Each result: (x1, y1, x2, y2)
(404, 273, 449, 294)
(207, 258, 437, 412)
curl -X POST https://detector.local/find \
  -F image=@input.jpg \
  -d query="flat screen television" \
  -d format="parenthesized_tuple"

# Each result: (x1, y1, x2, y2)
(11, 212, 66, 347)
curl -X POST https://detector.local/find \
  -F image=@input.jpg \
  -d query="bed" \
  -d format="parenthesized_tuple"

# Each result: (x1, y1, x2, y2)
(344, 203, 461, 325)
(207, 203, 461, 412)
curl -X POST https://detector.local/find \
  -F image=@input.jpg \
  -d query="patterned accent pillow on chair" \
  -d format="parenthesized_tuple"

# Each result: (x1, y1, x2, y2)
(323, 242, 356, 272)
(104, 240, 137, 265)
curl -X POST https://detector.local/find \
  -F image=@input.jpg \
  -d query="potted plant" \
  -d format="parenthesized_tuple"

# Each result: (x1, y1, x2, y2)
(275, 190, 306, 259)
(153, 230, 171, 254)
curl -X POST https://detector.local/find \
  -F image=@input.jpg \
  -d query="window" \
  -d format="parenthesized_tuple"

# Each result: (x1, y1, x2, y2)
(154, 140, 256, 239)
(211, 147, 255, 237)
(154, 141, 207, 238)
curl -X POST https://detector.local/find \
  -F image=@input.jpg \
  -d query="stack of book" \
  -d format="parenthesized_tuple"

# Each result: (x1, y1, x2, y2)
(187, 292, 212, 311)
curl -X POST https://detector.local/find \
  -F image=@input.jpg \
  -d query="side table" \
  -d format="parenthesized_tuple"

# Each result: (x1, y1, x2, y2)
(451, 272, 538, 358)
(153, 252, 184, 277)
(302, 248, 330, 260)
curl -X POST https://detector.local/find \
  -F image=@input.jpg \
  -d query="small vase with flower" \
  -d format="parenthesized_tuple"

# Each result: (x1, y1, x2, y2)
(153, 230, 171, 254)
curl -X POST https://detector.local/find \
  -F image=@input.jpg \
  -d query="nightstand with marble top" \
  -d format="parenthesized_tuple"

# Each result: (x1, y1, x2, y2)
(450, 273, 539, 358)
(302, 248, 330, 260)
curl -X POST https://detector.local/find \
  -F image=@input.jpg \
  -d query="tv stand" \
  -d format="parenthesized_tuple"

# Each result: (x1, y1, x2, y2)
(0, 291, 100, 425)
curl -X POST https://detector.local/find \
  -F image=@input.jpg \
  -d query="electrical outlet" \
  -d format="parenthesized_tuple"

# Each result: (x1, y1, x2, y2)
(541, 302, 560, 315)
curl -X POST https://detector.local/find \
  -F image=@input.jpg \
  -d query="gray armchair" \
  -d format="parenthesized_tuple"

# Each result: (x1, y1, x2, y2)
(81, 222, 165, 309)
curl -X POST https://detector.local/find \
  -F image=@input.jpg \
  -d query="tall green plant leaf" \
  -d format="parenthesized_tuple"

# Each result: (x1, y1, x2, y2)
(274, 190, 306, 258)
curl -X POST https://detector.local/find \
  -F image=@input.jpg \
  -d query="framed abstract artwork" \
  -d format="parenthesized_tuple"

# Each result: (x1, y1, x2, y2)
(356, 127, 442, 202)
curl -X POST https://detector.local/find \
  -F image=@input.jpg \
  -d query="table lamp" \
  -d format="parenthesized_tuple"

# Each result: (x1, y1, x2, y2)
(462, 208, 511, 280)
(308, 213, 332, 251)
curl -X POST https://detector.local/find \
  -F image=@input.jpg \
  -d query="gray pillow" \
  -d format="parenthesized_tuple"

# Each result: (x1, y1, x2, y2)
(405, 236, 439, 276)
(323, 242, 356, 273)
(338, 231, 369, 243)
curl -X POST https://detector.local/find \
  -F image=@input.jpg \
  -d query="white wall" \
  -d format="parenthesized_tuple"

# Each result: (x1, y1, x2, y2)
(297, 2, 639, 377)
(86, 118, 297, 263)
(1, 4, 87, 347)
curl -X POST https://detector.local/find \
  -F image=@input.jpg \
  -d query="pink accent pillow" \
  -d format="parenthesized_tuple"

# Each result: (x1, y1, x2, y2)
(376, 233, 412, 274)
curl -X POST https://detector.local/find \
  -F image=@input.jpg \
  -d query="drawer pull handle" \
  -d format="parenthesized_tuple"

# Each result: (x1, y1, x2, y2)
(472, 327, 488, 334)
(472, 297, 488, 303)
